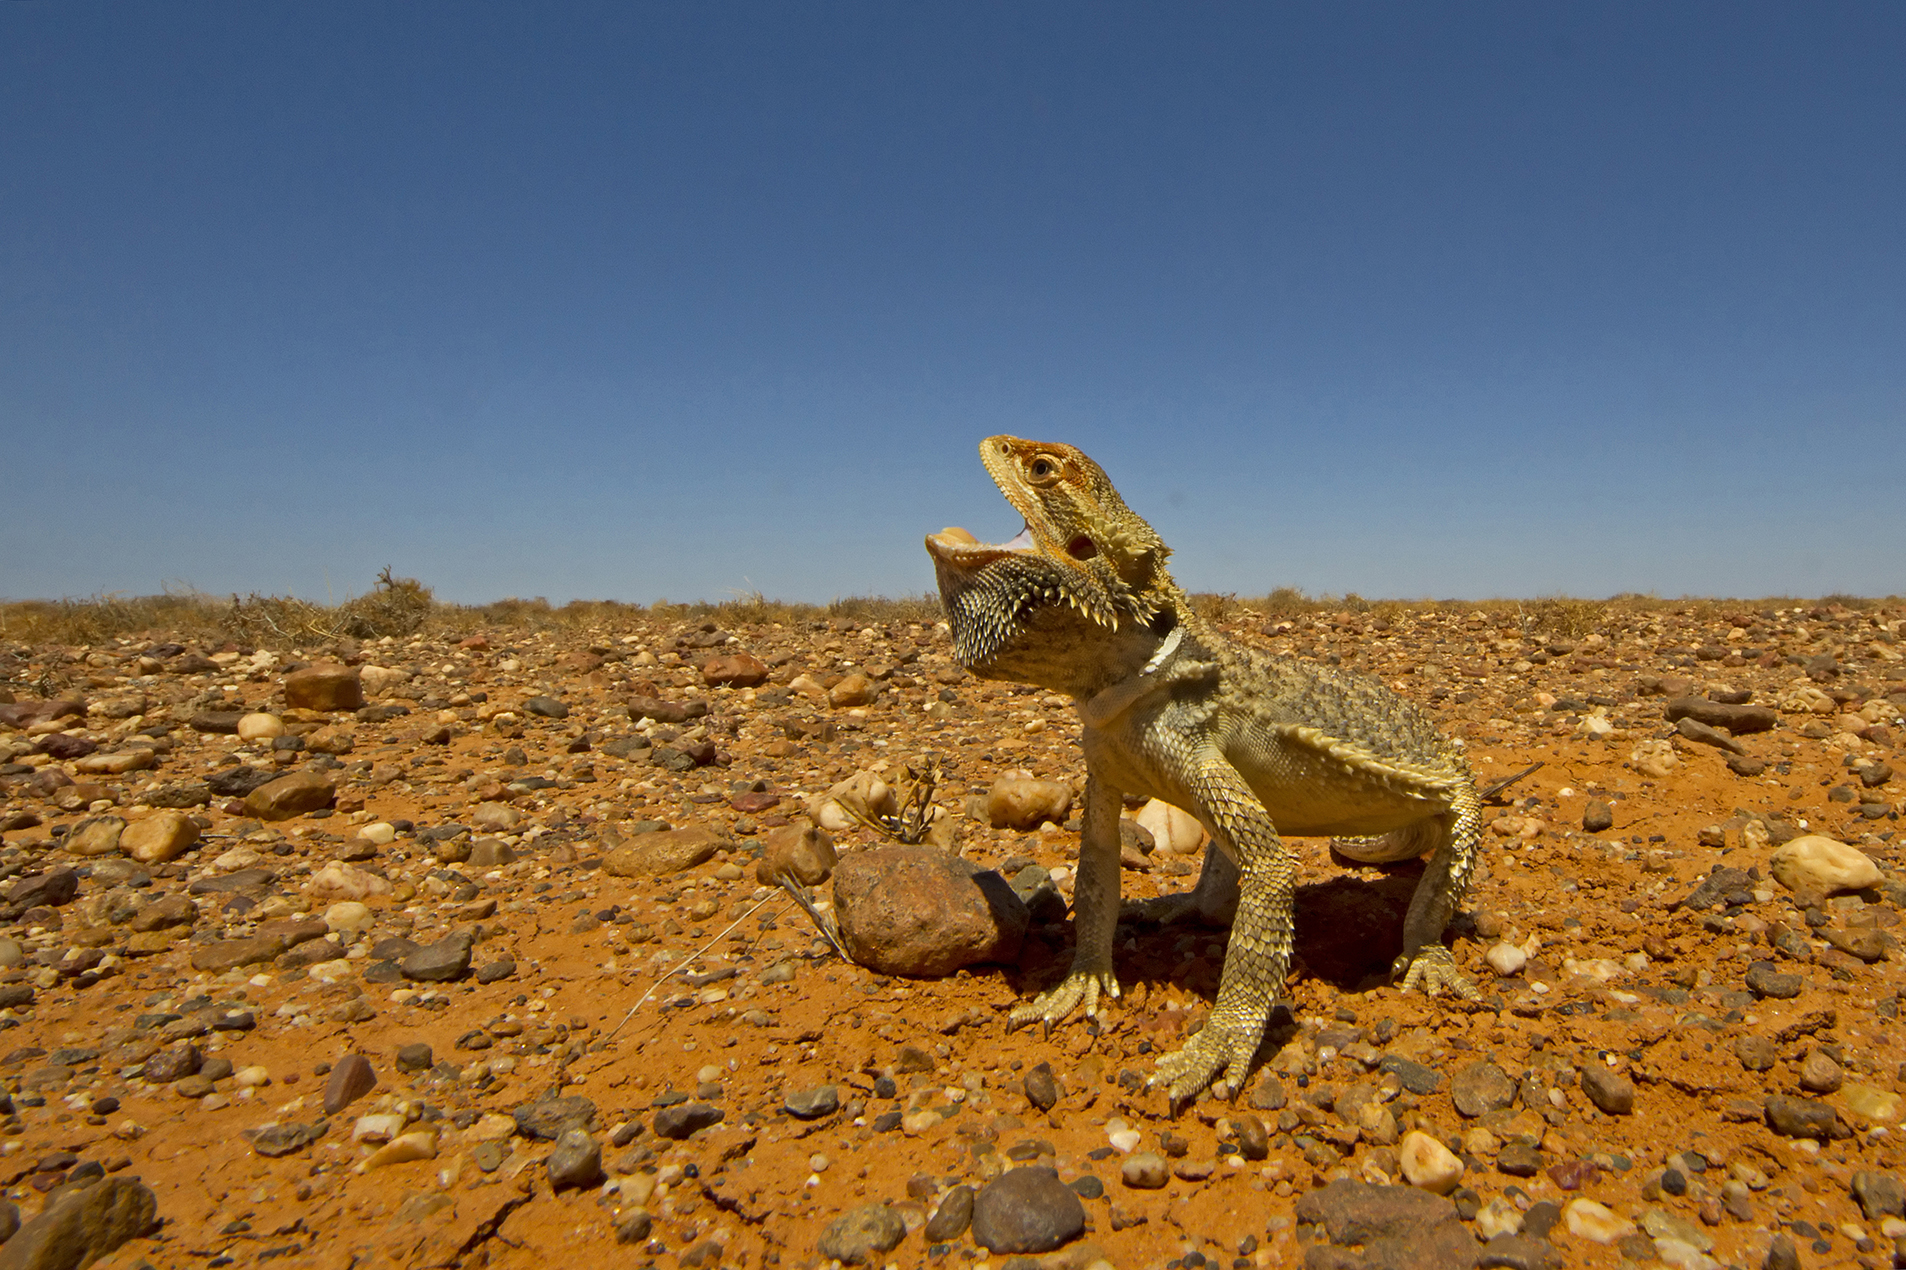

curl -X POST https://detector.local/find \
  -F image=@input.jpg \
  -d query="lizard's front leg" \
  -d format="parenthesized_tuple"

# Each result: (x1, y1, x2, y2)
(1010, 771, 1123, 1029)
(1151, 755, 1293, 1107)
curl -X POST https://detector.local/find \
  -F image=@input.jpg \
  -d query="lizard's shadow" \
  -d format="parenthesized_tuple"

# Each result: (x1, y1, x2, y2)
(1015, 860, 1430, 1008)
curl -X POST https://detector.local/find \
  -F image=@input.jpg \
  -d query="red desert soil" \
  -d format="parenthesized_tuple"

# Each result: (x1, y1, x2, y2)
(0, 603, 1901, 1270)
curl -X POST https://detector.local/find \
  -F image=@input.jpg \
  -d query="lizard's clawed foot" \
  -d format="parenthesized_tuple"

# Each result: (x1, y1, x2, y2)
(1009, 967, 1120, 1031)
(1151, 1013, 1262, 1108)
(1392, 945, 1480, 1000)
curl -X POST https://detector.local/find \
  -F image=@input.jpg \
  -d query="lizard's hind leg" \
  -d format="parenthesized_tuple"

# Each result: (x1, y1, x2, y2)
(1390, 785, 1484, 999)
(1121, 841, 1239, 927)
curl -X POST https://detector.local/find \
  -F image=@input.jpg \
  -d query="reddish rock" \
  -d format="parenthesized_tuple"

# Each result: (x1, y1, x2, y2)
(702, 653, 769, 688)
(832, 846, 1028, 977)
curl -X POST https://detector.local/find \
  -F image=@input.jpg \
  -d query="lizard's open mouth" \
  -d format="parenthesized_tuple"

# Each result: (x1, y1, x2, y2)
(924, 521, 1037, 571)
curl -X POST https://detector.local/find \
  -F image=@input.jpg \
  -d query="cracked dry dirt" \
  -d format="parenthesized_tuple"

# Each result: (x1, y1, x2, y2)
(0, 601, 1902, 1270)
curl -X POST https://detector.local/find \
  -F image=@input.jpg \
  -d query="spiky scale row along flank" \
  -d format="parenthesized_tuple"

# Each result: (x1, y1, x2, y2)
(926, 436, 1484, 1107)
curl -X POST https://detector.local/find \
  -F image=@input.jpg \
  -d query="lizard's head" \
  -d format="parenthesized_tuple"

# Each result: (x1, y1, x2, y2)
(925, 436, 1176, 686)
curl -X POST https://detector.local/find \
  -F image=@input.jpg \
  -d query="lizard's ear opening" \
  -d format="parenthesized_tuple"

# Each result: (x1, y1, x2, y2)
(1066, 535, 1098, 561)
(1150, 607, 1177, 639)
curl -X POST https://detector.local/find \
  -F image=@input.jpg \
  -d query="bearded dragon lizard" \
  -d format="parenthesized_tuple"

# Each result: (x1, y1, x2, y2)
(925, 436, 1483, 1105)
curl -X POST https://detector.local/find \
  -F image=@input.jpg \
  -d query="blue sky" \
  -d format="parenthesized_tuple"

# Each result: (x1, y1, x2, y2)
(4, 3, 1902, 605)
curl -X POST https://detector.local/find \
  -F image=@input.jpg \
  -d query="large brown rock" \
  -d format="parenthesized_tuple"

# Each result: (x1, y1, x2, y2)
(0, 1174, 158, 1270)
(119, 811, 200, 864)
(282, 664, 364, 712)
(244, 771, 337, 820)
(832, 846, 1027, 977)
(602, 826, 726, 878)
(701, 654, 769, 688)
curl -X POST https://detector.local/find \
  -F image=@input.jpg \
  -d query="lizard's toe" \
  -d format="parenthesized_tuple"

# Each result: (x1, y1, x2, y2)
(1152, 1018, 1259, 1107)
(1009, 969, 1118, 1030)
(1394, 947, 1479, 1001)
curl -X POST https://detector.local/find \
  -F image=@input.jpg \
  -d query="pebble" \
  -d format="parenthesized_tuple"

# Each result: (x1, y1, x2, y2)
(1120, 1153, 1168, 1189)
(1764, 1095, 1844, 1140)
(1581, 799, 1614, 832)
(1023, 1062, 1060, 1112)
(323, 1053, 377, 1113)
(1798, 1049, 1843, 1093)
(651, 1102, 721, 1140)
(1580, 1063, 1636, 1115)
(395, 1043, 434, 1073)
(515, 1095, 599, 1141)
(357, 1129, 436, 1171)
(832, 846, 1028, 976)
(63, 816, 126, 857)
(602, 826, 726, 878)
(1496, 1142, 1543, 1177)
(283, 664, 364, 711)
(470, 801, 523, 832)
(1399, 1130, 1464, 1193)
(120, 811, 200, 863)
(1744, 962, 1804, 999)
(924, 1184, 975, 1240)
(701, 654, 768, 687)
(1232, 1113, 1269, 1160)
(1562, 1197, 1635, 1243)
(1851, 1171, 1905, 1221)
(0, 1175, 158, 1268)
(985, 776, 1072, 830)
(324, 900, 375, 934)
(1450, 1060, 1516, 1117)
(1842, 1084, 1903, 1122)
(784, 1084, 840, 1120)
(613, 1207, 652, 1244)
(400, 931, 475, 982)
(970, 1166, 1086, 1254)
(237, 713, 285, 741)
(1484, 942, 1528, 976)
(306, 862, 393, 901)
(827, 674, 877, 708)
(546, 1128, 604, 1191)
(755, 822, 837, 886)
(816, 1203, 907, 1264)
(244, 770, 337, 820)
(1134, 798, 1204, 854)
(1769, 835, 1882, 894)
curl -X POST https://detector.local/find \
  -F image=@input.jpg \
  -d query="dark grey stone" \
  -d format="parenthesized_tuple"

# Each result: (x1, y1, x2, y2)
(513, 1095, 599, 1141)
(1377, 1056, 1442, 1095)
(1765, 1095, 1845, 1140)
(1023, 1063, 1060, 1112)
(970, 1166, 1085, 1255)
(545, 1128, 604, 1191)
(400, 931, 474, 982)
(783, 1084, 840, 1120)
(650, 1102, 721, 1140)
(924, 1184, 974, 1241)
(1745, 962, 1804, 999)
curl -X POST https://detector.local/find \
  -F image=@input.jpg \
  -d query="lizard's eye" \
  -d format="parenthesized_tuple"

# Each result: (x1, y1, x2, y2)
(1066, 535, 1098, 560)
(1030, 457, 1056, 478)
